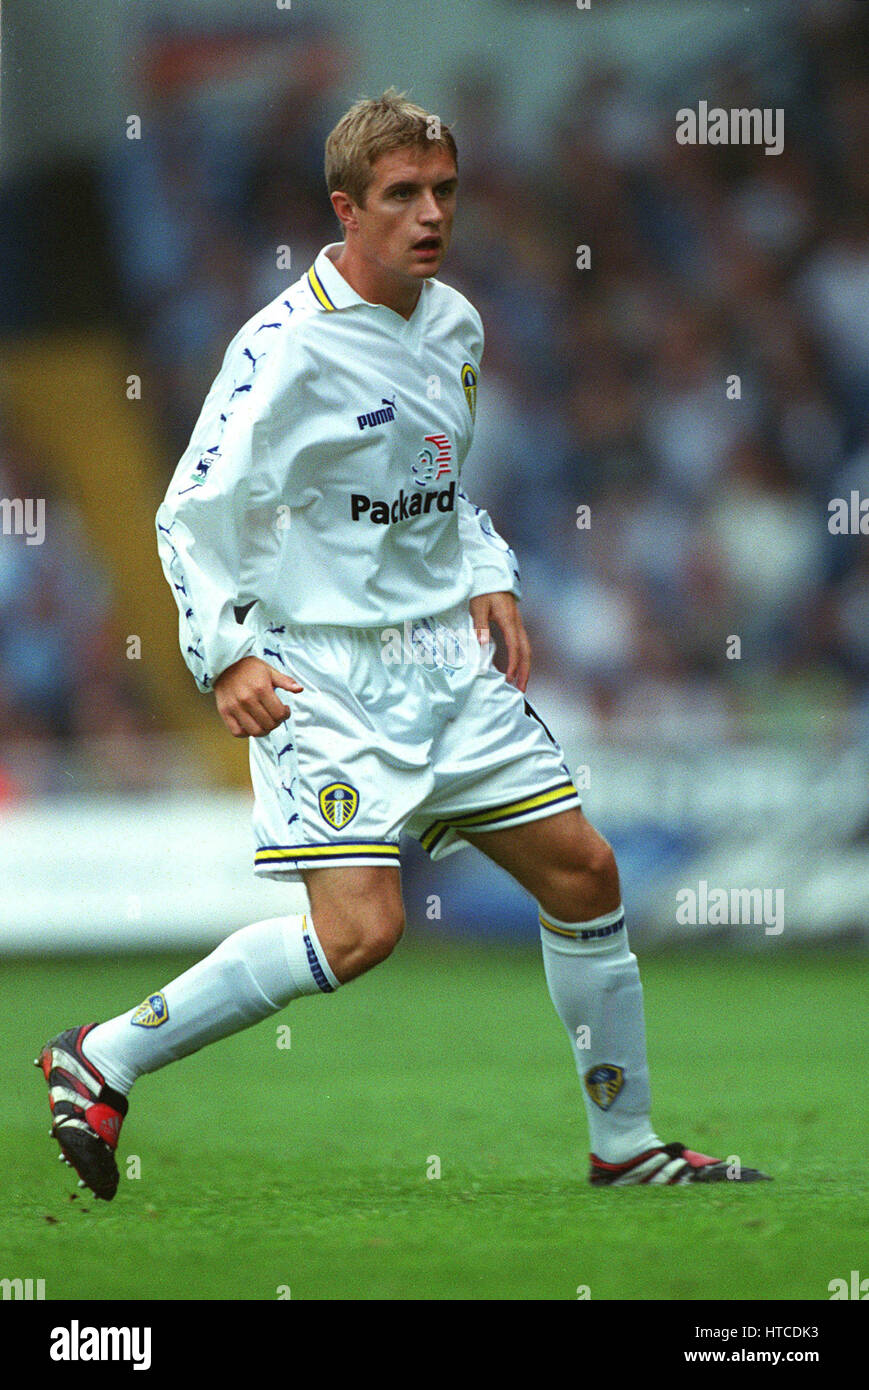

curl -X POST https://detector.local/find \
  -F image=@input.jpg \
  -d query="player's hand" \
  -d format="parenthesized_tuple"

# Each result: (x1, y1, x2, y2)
(213, 655, 303, 738)
(469, 591, 531, 693)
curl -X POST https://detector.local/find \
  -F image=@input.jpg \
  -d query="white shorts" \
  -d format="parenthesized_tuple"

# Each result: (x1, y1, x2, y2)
(248, 602, 581, 881)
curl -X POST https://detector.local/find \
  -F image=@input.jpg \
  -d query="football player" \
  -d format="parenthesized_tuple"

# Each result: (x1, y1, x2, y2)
(38, 91, 769, 1197)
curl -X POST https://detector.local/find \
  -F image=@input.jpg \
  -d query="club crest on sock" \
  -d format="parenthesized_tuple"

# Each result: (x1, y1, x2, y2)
(584, 1063, 624, 1110)
(130, 992, 169, 1028)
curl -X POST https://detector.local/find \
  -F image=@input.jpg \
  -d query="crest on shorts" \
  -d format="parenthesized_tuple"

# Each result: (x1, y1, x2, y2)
(584, 1064, 624, 1111)
(131, 992, 169, 1029)
(461, 362, 477, 420)
(319, 782, 359, 830)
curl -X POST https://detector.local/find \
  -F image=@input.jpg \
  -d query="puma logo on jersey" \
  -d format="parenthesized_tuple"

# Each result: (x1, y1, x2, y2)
(357, 398, 397, 430)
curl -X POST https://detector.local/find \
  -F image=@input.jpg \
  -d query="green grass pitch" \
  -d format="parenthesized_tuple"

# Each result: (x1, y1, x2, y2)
(2, 941, 866, 1300)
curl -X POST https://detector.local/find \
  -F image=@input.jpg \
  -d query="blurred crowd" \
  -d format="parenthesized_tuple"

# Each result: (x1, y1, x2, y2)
(0, 423, 154, 793)
(2, 0, 868, 759)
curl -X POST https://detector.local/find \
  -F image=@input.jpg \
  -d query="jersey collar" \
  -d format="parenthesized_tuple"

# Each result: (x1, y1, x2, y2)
(307, 244, 365, 312)
(308, 243, 429, 342)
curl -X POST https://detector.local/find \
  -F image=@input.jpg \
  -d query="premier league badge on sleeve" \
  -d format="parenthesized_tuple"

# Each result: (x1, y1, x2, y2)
(319, 782, 359, 830)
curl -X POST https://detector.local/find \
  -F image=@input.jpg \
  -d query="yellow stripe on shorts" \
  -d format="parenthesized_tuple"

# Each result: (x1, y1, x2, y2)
(255, 843, 399, 864)
(420, 781, 578, 851)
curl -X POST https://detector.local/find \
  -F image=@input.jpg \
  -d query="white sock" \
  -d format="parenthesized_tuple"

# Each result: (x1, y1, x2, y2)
(539, 903, 662, 1164)
(82, 913, 339, 1094)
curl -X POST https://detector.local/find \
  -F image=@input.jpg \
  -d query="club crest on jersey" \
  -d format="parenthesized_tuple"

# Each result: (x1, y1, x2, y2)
(319, 782, 359, 830)
(131, 992, 169, 1029)
(461, 363, 477, 420)
(412, 432, 452, 487)
(584, 1064, 624, 1111)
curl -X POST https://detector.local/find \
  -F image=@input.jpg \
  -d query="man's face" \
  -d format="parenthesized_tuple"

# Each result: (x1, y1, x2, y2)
(346, 144, 458, 281)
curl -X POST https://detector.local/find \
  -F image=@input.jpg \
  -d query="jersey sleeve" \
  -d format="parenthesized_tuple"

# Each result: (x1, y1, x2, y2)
(457, 490, 522, 600)
(155, 333, 290, 694)
(456, 303, 521, 600)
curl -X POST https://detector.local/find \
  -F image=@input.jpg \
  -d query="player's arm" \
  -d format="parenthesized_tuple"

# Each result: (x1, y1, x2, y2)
(213, 654, 301, 739)
(156, 338, 302, 737)
(457, 306, 529, 690)
(457, 489, 530, 692)
(469, 590, 530, 693)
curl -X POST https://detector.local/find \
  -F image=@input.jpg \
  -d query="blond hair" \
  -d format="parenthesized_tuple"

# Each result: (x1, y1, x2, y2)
(325, 88, 458, 207)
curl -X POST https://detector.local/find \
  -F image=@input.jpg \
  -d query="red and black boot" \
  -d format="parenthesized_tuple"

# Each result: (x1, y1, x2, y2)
(36, 1024, 128, 1200)
(590, 1141, 771, 1185)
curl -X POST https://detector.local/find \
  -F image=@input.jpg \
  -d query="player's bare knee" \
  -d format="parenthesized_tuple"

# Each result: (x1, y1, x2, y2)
(350, 884, 405, 945)
(341, 903, 404, 970)
(350, 880, 404, 957)
(586, 837, 620, 900)
(539, 840, 621, 921)
(365, 910, 406, 965)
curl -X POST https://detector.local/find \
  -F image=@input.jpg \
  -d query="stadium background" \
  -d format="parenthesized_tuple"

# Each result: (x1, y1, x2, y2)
(1, 0, 868, 1308)
(2, 0, 867, 950)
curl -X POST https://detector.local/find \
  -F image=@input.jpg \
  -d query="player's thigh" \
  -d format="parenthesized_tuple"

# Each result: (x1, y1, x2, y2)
(462, 807, 619, 905)
(301, 864, 406, 950)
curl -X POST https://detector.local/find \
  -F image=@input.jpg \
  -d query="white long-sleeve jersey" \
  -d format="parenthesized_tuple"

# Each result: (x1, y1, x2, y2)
(156, 243, 521, 694)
